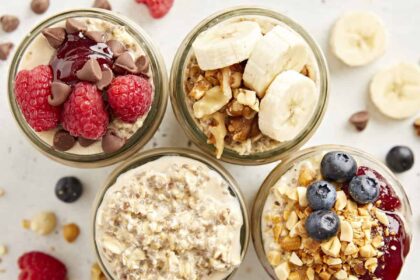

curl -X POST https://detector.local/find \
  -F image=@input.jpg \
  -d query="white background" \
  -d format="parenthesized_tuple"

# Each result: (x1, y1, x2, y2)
(0, 0, 419, 279)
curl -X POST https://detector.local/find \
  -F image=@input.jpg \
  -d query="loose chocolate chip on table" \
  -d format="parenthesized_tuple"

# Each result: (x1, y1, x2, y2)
(102, 129, 126, 153)
(113, 52, 137, 74)
(48, 82, 71, 106)
(0, 43, 13, 60)
(0, 15, 20, 32)
(93, 0, 112, 10)
(414, 118, 420, 136)
(31, 0, 50, 14)
(349, 110, 369, 131)
(66, 18, 87, 34)
(136, 55, 150, 73)
(85, 31, 107, 43)
(53, 130, 76, 151)
(76, 58, 103, 83)
(106, 40, 126, 57)
(97, 68, 114, 90)
(42, 27, 67, 49)
(78, 137, 96, 147)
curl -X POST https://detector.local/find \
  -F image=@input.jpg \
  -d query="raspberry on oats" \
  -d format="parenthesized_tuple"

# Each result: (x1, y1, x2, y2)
(18, 251, 67, 280)
(136, 0, 174, 19)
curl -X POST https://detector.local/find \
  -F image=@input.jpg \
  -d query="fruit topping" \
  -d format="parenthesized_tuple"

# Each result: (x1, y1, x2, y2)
(0, 15, 19, 33)
(321, 151, 357, 183)
(18, 251, 67, 280)
(386, 146, 414, 173)
(0, 42, 14, 60)
(42, 27, 66, 49)
(136, 0, 175, 19)
(107, 74, 153, 123)
(349, 110, 369, 131)
(53, 130, 76, 151)
(348, 175, 380, 204)
(306, 180, 337, 210)
(48, 81, 71, 106)
(55, 176, 83, 203)
(305, 210, 340, 241)
(31, 0, 50, 14)
(14, 65, 61, 131)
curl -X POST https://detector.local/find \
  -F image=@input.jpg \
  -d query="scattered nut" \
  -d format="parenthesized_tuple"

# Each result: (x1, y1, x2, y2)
(62, 223, 80, 243)
(349, 110, 369, 131)
(28, 211, 57, 235)
(0, 245, 8, 256)
(413, 118, 420, 136)
(274, 262, 290, 280)
(0, 188, 4, 197)
(91, 263, 106, 280)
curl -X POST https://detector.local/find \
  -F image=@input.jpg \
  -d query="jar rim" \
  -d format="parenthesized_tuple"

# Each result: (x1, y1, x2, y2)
(7, 8, 168, 168)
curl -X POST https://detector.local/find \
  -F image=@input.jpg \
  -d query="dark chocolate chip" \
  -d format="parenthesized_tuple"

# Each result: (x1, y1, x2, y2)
(48, 82, 71, 106)
(113, 52, 137, 74)
(0, 15, 20, 32)
(76, 58, 103, 83)
(102, 129, 125, 153)
(66, 18, 87, 34)
(0, 43, 13, 60)
(136, 55, 150, 74)
(42, 27, 67, 49)
(31, 0, 50, 14)
(93, 0, 112, 10)
(85, 31, 107, 43)
(106, 40, 126, 57)
(97, 67, 114, 90)
(53, 130, 76, 151)
(78, 137, 97, 147)
(349, 111, 369, 131)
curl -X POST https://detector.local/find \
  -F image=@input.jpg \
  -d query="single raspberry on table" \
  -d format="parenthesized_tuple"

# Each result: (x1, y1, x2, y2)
(62, 82, 109, 140)
(14, 65, 61, 132)
(18, 251, 67, 280)
(136, 0, 174, 19)
(107, 74, 152, 123)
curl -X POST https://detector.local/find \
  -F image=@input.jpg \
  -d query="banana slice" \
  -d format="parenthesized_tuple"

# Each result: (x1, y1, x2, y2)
(243, 25, 309, 97)
(192, 21, 262, 71)
(330, 11, 387, 66)
(370, 63, 420, 119)
(259, 70, 317, 142)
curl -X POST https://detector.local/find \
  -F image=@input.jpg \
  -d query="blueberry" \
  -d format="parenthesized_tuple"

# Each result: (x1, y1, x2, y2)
(321, 151, 357, 183)
(386, 146, 414, 173)
(348, 175, 380, 204)
(306, 181, 337, 210)
(305, 210, 340, 241)
(55, 177, 83, 203)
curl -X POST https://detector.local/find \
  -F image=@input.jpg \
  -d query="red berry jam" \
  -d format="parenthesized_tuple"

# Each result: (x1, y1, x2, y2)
(50, 33, 113, 85)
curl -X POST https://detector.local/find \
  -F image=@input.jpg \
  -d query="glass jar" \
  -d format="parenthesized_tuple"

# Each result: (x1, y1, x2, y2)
(251, 144, 412, 279)
(8, 9, 168, 168)
(170, 6, 329, 165)
(91, 147, 250, 280)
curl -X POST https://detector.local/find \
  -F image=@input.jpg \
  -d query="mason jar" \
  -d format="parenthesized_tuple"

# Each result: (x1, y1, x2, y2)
(8, 9, 168, 168)
(170, 6, 329, 165)
(91, 147, 250, 280)
(251, 144, 412, 279)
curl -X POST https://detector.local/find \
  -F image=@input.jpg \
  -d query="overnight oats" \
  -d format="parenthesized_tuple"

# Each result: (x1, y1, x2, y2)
(252, 146, 412, 280)
(8, 10, 168, 167)
(170, 7, 329, 164)
(93, 149, 249, 280)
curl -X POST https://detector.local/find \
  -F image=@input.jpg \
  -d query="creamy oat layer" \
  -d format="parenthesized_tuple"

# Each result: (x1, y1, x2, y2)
(96, 156, 243, 280)
(184, 16, 320, 157)
(19, 17, 153, 155)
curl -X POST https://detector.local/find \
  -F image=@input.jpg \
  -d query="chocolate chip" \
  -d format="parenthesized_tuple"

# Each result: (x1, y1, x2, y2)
(93, 0, 112, 10)
(113, 52, 137, 74)
(102, 129, 125, 153)
(0, 43, 13, 60)
(413, 118, 420, 136)
(97, 68, 114, 90)
(106, 40, 126, 57)
(48, 82, 71, 106)
(65, 18, 87, 34)
(0, 15, 19, 32)
(76, 58, 103, 83)
(136, 55, 149, 74)
(42, 27, 66, 49)
(53, 130, 76, 151)
(78, 137, 97, 147)
(349, 111, 369, 131)
(85, 31, 107, 43)
(31, 0, 50, 14)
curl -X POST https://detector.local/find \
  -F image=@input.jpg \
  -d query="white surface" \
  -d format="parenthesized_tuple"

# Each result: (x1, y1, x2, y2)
(0, 0, 419, 279)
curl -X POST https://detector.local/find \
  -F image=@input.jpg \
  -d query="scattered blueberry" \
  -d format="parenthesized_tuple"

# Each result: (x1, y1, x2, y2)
(306, 181, 337, 210)
(348, 175, 380, 204)
(55, 177, 83, 203)
(305, 210, 340, 241)
(321, 151, 357, 183)
(386, 146, 414, 173)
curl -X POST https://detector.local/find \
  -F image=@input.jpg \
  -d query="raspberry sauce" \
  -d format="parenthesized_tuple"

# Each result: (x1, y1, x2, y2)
(50, 33, 113, 85)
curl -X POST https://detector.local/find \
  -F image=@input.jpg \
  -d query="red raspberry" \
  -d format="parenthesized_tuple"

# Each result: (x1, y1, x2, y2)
(136, 0, 174, 18)
(62, 82, 109, 140)
(107, 75, 153, 123)
(18, 251, 67, 280)
(14, 65, 60, 132)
